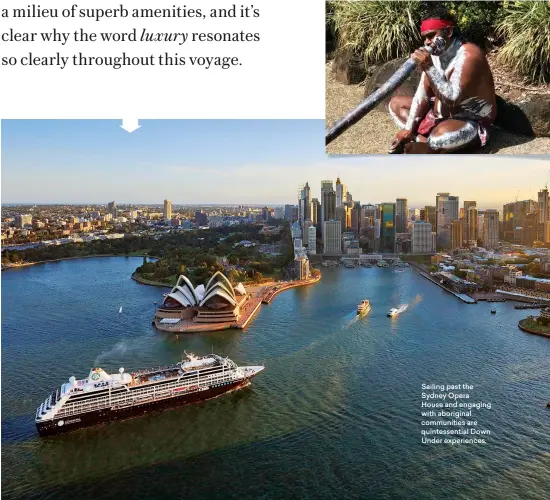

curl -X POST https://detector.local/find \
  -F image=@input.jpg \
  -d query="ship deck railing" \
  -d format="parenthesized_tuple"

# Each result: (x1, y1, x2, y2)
(51, 369, 244, 420)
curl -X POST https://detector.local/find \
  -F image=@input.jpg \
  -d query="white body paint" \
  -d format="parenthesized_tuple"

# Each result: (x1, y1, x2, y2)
(428, 121, 478, 150)
(404, 73, 428, 130)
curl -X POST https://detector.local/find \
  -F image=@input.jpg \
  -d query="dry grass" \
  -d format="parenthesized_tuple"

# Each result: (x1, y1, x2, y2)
(325, 63, 550, 155)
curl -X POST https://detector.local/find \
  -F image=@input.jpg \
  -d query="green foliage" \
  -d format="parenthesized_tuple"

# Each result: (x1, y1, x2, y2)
(496, 0, 550, 84)
(440, 1, 501, 46)
(329, 0, 425, 64)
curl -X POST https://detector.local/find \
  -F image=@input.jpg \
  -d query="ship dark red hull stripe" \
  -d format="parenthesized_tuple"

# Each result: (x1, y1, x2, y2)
(36, 379, 249, 436)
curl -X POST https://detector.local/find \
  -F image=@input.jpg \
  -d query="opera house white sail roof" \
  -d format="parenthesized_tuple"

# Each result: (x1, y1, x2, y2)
(162, 271, 246, 309)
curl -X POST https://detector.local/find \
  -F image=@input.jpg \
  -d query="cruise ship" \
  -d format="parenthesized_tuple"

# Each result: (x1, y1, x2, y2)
(357, 300, 371, 315)
(35, 352, 264, 436)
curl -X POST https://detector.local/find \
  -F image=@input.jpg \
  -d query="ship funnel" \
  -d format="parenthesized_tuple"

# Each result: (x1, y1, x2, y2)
(119, 367, 124, 380)
(69, 376, 76, 386)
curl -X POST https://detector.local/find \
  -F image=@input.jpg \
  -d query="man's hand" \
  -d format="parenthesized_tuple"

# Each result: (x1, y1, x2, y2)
(411, 47, 433, 71)
(389, 129, 414, 153)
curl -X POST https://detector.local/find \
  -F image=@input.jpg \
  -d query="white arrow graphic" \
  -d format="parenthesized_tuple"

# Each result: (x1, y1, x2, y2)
(120, 119, 141, 133)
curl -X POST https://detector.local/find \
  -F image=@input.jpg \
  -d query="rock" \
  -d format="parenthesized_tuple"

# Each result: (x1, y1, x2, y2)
(332, 49, 366, 85)
(495, 95, 550, 137)
(364, 58, 422, 110)
(494, 95, 535, 137)
(516, 95, 550, 137)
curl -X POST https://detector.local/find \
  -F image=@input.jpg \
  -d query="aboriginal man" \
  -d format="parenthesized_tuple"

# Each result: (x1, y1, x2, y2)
(388, 12, 496, 154)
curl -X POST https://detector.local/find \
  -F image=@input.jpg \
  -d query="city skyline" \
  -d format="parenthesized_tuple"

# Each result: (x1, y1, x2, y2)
(1, 120, 549, 206)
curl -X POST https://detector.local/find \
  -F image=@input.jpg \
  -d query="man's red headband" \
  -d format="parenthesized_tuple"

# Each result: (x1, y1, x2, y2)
(420, 18, 454, 33)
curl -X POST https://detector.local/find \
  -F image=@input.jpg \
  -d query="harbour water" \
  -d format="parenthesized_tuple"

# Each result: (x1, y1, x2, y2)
(2, 257, 550, 499)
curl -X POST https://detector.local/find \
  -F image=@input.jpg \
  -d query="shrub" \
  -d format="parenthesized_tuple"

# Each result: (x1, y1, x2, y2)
(440, 1, 502, 46)
(329, 0, 425, 64)
(496, 0, 550, 84)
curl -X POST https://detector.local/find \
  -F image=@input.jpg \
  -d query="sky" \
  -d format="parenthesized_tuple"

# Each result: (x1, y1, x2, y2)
(1, 119, 549, 209)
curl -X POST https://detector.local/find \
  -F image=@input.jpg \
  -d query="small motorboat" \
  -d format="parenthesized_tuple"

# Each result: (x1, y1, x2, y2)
(491, 309, 496, 314)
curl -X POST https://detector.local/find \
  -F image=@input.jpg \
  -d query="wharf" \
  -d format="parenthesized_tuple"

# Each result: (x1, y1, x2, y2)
(261, 275, 321, 304)
(418, 271, 476, 304)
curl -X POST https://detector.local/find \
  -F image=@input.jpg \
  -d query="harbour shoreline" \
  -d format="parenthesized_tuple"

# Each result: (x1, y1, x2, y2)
(518, 318, 550, 339)
(1, 253, 149, 271)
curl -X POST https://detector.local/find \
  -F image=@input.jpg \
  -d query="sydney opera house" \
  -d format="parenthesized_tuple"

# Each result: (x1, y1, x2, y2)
(154, 271, 251, 332)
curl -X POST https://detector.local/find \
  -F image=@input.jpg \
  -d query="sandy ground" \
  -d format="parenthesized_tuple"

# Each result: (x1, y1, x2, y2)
(325, 63, 550, 155)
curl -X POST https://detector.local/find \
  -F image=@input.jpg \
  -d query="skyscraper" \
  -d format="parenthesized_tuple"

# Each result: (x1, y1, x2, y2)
(299, 182, 311, 228)
(538, 188, 549, 224)
(311, 198, 321, 227)
(351, 202, 362, 236)
(436, 193, 459, 249)
(107, 201, 117, 218)
(321, 188, 336, 238)
(464, 201, 478, 246)
(483, 210, 499, 248)
(284, 204, 295, 221)
(412, 221, 433, 254)
(323, 220, 342, 255)
(335, 177, 346, 208)
(424, 205, 436, 227)
(164, 199, 172, 220)
(451, 220, 464, 249)
(380, 202, 396, 252)
(395, 198, 408, 233)
(308, 226, 317, 254)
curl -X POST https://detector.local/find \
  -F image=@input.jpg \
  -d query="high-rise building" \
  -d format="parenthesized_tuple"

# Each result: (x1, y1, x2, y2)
(544, 221, 550, 243)
(380, 203, 396, 252)
(14, 214, 32, 228)
(262, 207, 270, 221)
(274, 207, 284, 219)
(299, 182, 311, 228)
(424, 205, 436, 227)
(164, 199, 172, 220)
(464, 201, 477, 245)
(502, 200, 538, 242)
(323, 220, 342, 255)
(351, 202, 362, 236)
(335, 177, 346, 207)
(483, 210, 499, 248)
(311, 198, 321, 226)
(284, 204, 295, 221)
(322, 189, 336, 237)
(308, 226, 316, 254)
(396, 198, 408, 233)
(436, 193, 459, 249)
(538, 188, 549, 224)
(335, 206, 346, 233)
(412, 221, 433, 254)
(107, 201, 117, 218)
(451, 220, 464, 249)
(303, 220, 313, 246)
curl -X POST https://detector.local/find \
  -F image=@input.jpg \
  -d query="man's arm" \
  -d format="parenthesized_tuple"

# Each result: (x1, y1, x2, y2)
(424, 46, 478, 107)
(404, 73, 432, 132)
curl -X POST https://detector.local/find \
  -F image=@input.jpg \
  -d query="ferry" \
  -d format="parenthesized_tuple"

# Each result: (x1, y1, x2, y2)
(357, 300, 371, 315)
(35, 352, 264, 436)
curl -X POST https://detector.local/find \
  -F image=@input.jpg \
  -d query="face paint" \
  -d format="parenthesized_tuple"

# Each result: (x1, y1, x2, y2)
(431, 36, 446, 56)
(427, 121, 478, 150)
(404, 74, 428, 130)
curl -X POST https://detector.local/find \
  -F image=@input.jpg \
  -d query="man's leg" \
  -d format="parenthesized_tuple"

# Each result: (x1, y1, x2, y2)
(404, 119, 481, 154)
